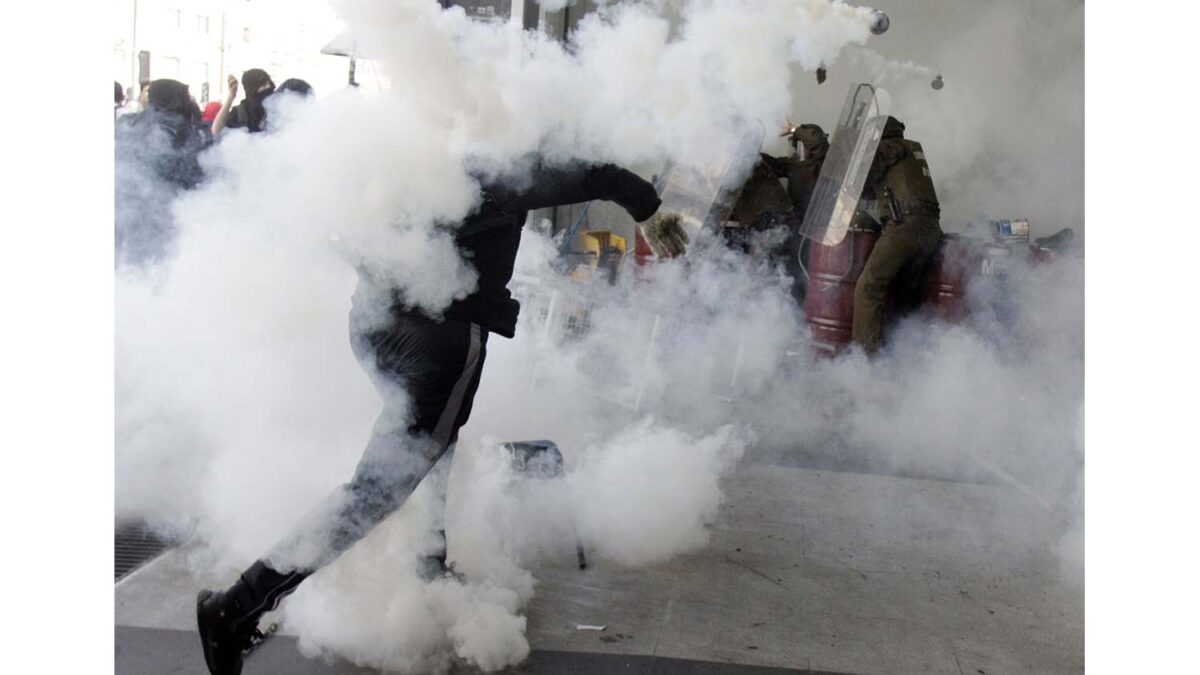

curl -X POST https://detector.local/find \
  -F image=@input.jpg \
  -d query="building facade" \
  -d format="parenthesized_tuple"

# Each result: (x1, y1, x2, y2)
(113, 0, 350, 105)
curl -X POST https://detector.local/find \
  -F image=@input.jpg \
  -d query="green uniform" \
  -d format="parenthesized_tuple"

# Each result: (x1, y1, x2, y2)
(784, 155, 821, 217)
(770, 125, 830, 301)
(852, 122, 943, 354)
(746, 123, 828, 223)
(726, 124, 829, 302)
(783, 124, 828, 218)
(729, 159, 792, 229)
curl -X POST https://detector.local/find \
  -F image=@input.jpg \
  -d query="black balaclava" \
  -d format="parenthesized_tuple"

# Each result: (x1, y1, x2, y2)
(242, 69, 275, 98)
(146, 78, 202, 144)
(147, 79, 193, 117)
(132, 79, 205, 186)
(240, 68, 275, 132)
(274, 78, 313, 98)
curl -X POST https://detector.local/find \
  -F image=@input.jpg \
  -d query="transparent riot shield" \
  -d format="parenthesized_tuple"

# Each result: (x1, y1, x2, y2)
(655, 123, 766, 236)
(799, 84, 891, 247)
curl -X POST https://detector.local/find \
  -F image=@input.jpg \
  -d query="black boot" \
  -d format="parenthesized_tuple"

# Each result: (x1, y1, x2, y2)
(196, 589, 260, 675)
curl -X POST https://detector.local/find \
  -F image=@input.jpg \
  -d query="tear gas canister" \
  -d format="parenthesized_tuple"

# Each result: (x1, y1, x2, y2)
(870, 10, 890, 35)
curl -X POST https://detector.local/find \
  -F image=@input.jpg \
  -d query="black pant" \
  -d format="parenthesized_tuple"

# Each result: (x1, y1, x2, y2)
(231, 313, 488, 619)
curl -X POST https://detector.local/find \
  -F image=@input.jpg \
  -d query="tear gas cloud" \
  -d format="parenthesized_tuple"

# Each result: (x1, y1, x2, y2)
(115, 0, 1082, 672)
(781, 0, 1085, 242)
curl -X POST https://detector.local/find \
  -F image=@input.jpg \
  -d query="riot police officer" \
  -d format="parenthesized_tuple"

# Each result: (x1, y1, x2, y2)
(751, 123, 829, 302)
(748, 122, 829, 223)
(852, 116, 942, 354)
(779, 123, 829, 218)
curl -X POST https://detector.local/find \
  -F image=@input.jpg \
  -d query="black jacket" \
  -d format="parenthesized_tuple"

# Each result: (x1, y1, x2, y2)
(403, 161, 661, 338)
(225, 99, 268, 133)
(116, 110, 208, 189)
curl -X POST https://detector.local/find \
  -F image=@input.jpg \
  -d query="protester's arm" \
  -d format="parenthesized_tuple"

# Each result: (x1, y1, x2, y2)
(518, 162, 694, 258)
(211, 75, 239, 136)
(466, 160, 687, 257)
(514, 162, 662, 222)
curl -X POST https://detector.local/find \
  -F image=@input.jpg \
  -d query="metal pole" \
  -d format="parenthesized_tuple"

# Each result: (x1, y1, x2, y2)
(130, 0, 138, 93)
(219, 8, 227, 89)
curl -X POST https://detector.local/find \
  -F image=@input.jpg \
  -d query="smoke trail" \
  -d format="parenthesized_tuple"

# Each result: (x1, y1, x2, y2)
(784, 0, 1085, 240)
(845, 46, 935, 85)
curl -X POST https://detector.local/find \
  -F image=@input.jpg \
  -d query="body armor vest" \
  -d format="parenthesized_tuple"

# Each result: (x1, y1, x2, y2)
(731, 160, 792, 228)
(876, 139, 940, 223)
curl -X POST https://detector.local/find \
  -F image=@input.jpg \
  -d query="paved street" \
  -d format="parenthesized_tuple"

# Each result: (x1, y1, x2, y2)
(116, 458, 1082, 675)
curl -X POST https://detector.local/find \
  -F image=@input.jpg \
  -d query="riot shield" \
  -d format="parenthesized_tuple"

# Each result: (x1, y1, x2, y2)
(655, 123, 766, 236)
(799, 84, 891, 247)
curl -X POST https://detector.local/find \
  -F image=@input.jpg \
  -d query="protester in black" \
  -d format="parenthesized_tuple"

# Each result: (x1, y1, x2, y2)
(273, 78, 313, 98)
(196, 159, 680, 675)
(135, 79, 208, 186)
(211, 68, 276, 136)
(114, 78, 209, 265)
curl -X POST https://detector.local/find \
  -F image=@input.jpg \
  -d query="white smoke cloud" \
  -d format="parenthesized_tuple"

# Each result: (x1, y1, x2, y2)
(115, 0, 1082, 672)
(275, 466, 534, 674)
(783, 0, 1085, 241)
(568, 420, 747, 565)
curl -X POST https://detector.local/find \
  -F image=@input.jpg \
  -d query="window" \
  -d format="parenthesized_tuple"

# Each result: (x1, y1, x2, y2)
(195, 62, 210, 90)
(243, 27, 251, 43)
(195, 15, 209, 35)
(138, 50, 151, 83)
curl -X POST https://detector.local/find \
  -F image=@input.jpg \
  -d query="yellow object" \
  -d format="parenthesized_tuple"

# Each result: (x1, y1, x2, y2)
(585, 230, 627, 256)
(568, 264, 594, 282)
(570, 232, 602, 258)
(563, 230, 628, 283)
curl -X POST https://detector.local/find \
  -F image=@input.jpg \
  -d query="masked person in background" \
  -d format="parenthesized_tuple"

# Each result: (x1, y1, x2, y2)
(273, 78, 314, 98)
(211, 68, 275, 136)
(114, 79, 209, 265)
(259, 79, 315, 134)
(852, 116, 942, 354)
(117, 79, 208, 188)
(196, 158, 687, 675)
